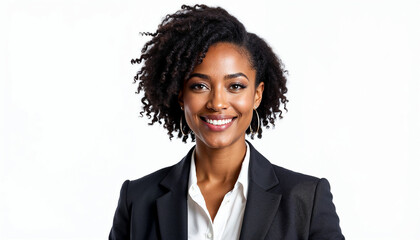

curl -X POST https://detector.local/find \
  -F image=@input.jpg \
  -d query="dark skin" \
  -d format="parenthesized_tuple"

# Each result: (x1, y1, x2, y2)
(195, 140, 246, 221)
(179, 43, 264, 221)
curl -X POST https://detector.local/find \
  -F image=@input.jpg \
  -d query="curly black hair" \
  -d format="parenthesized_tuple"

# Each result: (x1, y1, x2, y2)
(132, 4, 288, 142)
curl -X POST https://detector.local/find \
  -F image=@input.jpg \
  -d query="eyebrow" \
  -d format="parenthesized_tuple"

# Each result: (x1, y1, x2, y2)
(225, 73, 249, 81)
(188, 72, 249, 81)
(189, 73, 210, 80)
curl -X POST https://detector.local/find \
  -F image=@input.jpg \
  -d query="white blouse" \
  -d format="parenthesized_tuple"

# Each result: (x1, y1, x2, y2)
(187, 143, 250, 240)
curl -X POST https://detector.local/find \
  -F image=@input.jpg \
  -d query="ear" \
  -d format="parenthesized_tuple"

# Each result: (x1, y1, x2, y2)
(254, 82, 264, 108)
(178, 90, 184, 109)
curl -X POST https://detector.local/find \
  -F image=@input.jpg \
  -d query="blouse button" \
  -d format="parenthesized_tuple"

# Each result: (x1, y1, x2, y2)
(206, 232, 213, 239)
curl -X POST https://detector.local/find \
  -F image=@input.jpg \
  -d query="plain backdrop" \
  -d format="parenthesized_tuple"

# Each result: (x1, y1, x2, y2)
(1, 0, 419, 239)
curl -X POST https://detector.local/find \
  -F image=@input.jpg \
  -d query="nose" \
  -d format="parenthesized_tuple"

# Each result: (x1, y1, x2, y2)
(206, 85, 228, 111)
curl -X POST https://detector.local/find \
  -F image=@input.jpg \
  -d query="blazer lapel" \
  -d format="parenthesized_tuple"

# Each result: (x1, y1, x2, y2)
(240, 142, 282, 240)
(156, 147, 194, 240)
(155, 143, 281, 240)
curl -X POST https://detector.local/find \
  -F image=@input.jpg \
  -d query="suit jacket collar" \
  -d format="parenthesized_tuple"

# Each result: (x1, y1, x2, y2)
(246, 140, 279, 190)
(239, 141, 282, 240)
(156, 141, 282, 240)
(156, 147, 193, 240)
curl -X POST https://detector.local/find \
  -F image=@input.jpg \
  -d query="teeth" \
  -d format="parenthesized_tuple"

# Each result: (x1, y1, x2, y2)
(205, 118, 233, 126)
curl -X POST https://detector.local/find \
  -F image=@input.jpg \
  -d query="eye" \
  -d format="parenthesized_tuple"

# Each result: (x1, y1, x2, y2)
(189, 83, 209, 91)
(229, 83, 247, 91)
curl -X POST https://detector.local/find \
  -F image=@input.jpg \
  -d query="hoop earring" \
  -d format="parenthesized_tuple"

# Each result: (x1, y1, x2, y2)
(180, 114, 191, 136)
(249, 108, 260, 134)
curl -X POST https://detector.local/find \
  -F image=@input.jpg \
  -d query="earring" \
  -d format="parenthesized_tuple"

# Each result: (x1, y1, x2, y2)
(249, 108, 260, 134)
(180, 109, 191, 136)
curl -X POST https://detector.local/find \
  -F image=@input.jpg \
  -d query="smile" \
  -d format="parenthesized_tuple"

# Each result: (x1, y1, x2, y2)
(200, 115, 237, 131)
(205, 118, 233, 126)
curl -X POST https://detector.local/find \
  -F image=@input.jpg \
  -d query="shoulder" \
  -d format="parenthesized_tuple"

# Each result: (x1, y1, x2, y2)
(122, 164, 175, 204)
(130, 165, 173, 187)
(270, 163, 331, 198)
(272, 164, 320, 187)
(122, 147, 193, 203)
(247, 141, 326, 195)
(255, 156, 344, 238)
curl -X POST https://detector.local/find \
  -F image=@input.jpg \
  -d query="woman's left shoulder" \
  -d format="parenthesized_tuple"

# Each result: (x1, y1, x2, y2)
(272, 164, 319, 183)
(249, 142, 336, 195)
(271, 164, 320, 182)
(269, 163, 334, 194)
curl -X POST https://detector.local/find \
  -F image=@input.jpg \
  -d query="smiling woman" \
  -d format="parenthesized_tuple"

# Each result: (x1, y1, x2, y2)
(109, 4, 344, 240)
(180, 42, 263, 150)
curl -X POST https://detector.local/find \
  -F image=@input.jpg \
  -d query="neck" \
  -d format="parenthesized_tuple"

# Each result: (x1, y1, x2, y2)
(194, 138, 247, 183)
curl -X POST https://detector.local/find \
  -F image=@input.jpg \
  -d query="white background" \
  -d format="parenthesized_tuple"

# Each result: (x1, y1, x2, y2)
(1, 0, 419, 239)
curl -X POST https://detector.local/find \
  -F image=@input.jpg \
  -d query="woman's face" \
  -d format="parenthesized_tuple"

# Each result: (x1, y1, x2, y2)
(179, 42, 264, 149)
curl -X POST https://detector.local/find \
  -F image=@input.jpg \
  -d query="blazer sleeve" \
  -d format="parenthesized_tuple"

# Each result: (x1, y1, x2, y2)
(109, 180, 130, 240)
(309, 178, 345, 240)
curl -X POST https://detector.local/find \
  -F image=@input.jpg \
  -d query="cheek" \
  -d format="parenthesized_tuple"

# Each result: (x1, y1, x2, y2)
(231, 94, 255, 118)
(183, 93, 205, 113)
(182, 92, 207, 128)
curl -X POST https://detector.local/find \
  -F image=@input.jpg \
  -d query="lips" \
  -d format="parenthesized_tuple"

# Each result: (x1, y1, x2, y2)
(200, 115, 237, 131)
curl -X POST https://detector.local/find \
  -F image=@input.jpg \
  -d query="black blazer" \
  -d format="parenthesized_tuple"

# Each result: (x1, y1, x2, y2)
(109, 142, 344, 240)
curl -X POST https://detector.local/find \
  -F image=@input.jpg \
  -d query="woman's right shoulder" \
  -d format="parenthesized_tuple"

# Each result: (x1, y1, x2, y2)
(117, 147, 194, 202)
(120, 165, 175, 202)
(132, 165, 174, 185)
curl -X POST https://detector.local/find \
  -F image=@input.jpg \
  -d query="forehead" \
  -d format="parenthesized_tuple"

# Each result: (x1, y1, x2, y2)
(192, 42, 254, 75)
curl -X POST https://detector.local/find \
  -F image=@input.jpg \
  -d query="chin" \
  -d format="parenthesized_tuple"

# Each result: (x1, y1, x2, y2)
(197, 134, 243, 150)
(205, 140, 232, 149)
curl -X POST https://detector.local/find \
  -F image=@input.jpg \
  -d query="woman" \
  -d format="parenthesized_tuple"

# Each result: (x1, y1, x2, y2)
(110, 4, 344, 240)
